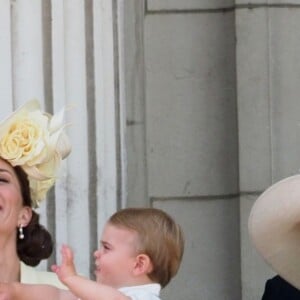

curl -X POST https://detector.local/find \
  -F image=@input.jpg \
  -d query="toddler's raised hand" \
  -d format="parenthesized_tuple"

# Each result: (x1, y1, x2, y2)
(51, 244, 78, 285)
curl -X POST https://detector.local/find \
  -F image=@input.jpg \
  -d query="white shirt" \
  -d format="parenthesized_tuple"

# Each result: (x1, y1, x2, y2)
(119, 283, 161, 300)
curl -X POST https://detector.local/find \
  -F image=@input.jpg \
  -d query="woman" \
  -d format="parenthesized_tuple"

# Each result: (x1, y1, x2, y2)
(0, 99, 71, 287)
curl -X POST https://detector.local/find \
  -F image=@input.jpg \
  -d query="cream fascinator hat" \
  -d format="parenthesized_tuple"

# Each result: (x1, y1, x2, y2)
(0, 100, 71, 208)
(248, 174, 300, 289)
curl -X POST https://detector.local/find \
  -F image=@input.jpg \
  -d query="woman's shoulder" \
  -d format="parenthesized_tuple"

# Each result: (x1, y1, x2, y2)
(20, 262, 67, 289)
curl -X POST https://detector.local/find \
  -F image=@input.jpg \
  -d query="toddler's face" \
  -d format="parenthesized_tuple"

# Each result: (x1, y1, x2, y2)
(94, 223, 139, 288)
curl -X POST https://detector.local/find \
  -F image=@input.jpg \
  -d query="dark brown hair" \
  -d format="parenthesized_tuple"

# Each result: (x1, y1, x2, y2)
(14, 166, 53, 266)
(109, 207, 185, 288)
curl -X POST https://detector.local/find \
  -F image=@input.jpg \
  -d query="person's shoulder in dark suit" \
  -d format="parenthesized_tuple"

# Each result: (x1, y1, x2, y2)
(262, 275, 300, 300)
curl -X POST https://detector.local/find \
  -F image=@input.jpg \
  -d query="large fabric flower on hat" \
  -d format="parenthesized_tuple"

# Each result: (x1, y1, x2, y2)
(0, 100, 71, 207)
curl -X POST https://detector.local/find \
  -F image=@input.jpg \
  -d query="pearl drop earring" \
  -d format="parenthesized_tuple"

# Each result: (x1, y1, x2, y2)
(19, 225, 24, 240)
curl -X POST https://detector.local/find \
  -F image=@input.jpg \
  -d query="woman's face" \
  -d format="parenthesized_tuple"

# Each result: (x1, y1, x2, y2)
(0, 158, 31, 237)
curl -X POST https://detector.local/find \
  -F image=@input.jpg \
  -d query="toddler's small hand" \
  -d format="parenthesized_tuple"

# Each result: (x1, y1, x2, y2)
(51, 244, 78, 286)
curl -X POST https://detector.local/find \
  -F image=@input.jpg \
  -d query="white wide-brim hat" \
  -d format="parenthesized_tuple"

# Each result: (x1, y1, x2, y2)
(248, 174, 300, 289)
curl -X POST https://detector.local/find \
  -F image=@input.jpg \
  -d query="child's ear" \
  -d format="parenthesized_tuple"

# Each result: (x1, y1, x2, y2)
(133, 254, 153, 276)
